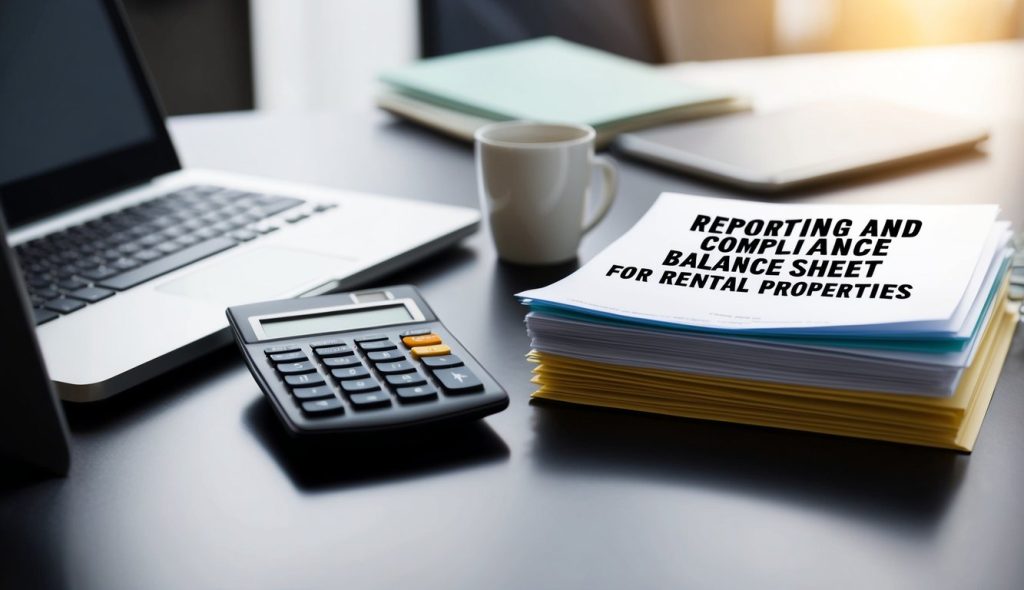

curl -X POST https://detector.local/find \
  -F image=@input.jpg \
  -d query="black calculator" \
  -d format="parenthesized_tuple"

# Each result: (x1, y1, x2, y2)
(227, 285, 508, 435)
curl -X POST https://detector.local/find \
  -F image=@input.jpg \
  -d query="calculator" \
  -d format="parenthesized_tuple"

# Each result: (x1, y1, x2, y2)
(226, 285, 508, 435)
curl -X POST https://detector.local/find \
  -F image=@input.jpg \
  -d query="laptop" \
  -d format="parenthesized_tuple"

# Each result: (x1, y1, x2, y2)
(616, 99, 989, 192)
(0, 0, 479, 402)
(0, 210, 71, 475)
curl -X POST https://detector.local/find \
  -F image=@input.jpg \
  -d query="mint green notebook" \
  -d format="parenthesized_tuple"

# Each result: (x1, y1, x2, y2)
(379, 37, 731, 128)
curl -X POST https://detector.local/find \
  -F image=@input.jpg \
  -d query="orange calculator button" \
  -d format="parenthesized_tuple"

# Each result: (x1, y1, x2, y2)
(410, 344, 451, 358)
(402, 333, 442, 348)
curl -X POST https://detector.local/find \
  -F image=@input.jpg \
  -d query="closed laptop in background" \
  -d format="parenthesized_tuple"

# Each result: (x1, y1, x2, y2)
(616, 99, 990, 192)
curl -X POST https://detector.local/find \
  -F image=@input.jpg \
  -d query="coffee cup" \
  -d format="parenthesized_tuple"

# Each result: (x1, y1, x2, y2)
(475, 121, 618, 265)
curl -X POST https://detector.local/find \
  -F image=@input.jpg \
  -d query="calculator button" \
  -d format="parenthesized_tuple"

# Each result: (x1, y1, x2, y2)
(359, 339, 397, 352)
(323, 356, 362, 368)
(309, 338, 346, 348)
(340, 378, 382, 394)
(420, 355, 464, 369)
(292, 385, 335, 400)
(269, 351, 307, 363)
(264, 345, 299, 355)
(315, 345, 354, 358)
(348, 391, 391, 409)
(301, 397, 344, 415)
(285, 373, 325, 387)
(395, 384, 439, 403)
(401, 333, 442, 347)
(331, 365, 371, 380)
(399, 328, 432, 338)
(354, 333, 389, 343)
(375, 360, 416, 374)
(433, 367, 483, 394)
(366, 350, 405, 362)
(410, 344, 451, 358)
(277, 361, 316, 374)
(386, 372, 427, 387)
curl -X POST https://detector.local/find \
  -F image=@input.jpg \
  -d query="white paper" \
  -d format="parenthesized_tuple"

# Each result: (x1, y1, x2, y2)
(526, 313, 962, 395)
(518, 193, 999, 331)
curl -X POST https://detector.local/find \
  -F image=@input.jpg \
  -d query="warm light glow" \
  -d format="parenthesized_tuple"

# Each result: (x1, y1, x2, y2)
(774, 0, 1022, 53)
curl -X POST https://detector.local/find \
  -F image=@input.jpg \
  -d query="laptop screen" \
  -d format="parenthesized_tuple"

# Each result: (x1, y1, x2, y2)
(0, 0, 179, 228)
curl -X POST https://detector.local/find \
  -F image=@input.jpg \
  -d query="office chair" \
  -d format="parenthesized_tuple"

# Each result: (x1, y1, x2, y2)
(419, 0, 664, 62)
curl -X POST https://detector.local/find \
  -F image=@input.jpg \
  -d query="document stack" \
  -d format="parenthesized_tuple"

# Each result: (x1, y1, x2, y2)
(518, 194, 1017, 451)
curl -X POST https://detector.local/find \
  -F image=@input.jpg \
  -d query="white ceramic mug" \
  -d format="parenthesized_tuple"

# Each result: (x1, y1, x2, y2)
(475, 121, 618, 265)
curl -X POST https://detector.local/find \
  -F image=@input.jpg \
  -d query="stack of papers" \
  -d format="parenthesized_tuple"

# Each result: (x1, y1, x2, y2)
(377, 37, 747, 147)
(518, 194, 1016, 451)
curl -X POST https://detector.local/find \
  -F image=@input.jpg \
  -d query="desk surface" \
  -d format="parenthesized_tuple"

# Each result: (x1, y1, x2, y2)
(3, 43, 1024, 590)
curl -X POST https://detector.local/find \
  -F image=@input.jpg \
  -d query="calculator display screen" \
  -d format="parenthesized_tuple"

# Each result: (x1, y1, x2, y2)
(259, 304, 414, 339)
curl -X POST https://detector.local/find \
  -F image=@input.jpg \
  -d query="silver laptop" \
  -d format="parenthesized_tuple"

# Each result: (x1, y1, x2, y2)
(0, 0, 479, 402)
(616, 99, 989, 192)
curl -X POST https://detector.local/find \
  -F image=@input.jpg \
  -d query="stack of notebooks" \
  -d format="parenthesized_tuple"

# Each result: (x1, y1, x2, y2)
(377, 37, 747, 147)
(518, 194, 1017, 451)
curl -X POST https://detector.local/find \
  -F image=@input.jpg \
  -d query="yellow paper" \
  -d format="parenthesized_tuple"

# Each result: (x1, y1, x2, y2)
(529, 299, 1018, 451)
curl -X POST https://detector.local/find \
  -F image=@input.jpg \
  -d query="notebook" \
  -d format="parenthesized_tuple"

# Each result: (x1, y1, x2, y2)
(377, 37, 747, 146)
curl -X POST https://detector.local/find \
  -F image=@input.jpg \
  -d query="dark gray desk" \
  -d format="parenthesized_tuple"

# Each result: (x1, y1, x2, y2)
(3, 44, 1024, 589)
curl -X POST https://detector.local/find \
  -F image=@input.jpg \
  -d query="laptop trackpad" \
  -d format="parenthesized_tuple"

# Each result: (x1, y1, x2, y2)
(157, 246, 355, 306)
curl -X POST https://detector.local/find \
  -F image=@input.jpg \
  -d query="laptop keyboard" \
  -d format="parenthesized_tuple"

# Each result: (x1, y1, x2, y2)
(14, 184, 335, 325)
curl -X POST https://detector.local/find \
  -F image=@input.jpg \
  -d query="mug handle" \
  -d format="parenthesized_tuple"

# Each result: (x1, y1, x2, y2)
(582, 155, 618, 234)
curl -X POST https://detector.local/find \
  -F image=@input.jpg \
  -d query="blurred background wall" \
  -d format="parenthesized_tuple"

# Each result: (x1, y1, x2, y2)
(768, 0, 1024, 54)
(249, 0, 418, 111)
(121, 0, 1024, 116)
